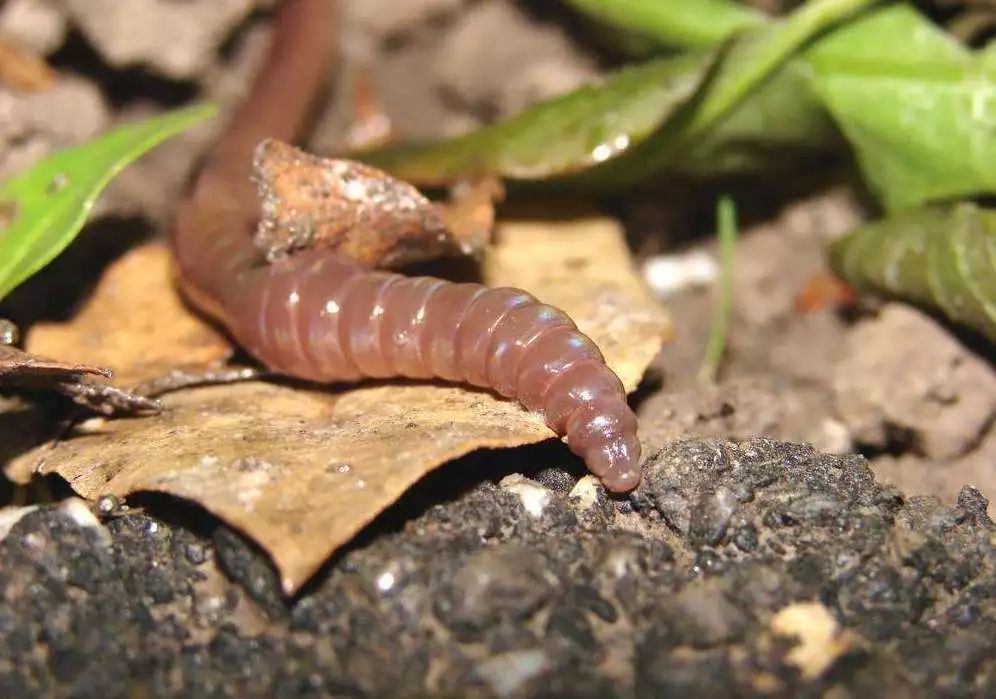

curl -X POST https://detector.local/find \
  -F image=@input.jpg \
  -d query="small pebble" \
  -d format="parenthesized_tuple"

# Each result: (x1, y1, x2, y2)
(642, 250, 719, 299)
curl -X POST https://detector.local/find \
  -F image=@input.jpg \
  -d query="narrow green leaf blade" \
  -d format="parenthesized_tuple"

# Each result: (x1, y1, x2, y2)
(808, 5, 996, 210)
(699, 195, 738, 384)
(831, 203, 996, 342)
(360, 53, 710, 186)
(0, 103, 217, 301)
(562, 0, 764, 49)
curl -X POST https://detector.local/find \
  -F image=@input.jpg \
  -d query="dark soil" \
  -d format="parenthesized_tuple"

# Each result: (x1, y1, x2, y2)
(2, 439, 995, 698)
(1, 1, 995, 697)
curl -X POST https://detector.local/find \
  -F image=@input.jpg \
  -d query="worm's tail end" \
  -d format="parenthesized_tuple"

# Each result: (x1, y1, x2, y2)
(411, 283, 644, 491)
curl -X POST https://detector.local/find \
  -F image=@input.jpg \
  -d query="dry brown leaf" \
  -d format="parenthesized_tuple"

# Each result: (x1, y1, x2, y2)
(0, 344, 161, 415)
(341, 64, 393, 151)
(438, 176, 504, 256)
(0, 344, 109, 380)
(253, 140, 460, 267)
(25, 244, 232, 387)
(9, 217, 670, 593)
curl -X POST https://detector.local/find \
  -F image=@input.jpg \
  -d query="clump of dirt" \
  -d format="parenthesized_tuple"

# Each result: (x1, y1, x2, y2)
(833, 304, 996, 461)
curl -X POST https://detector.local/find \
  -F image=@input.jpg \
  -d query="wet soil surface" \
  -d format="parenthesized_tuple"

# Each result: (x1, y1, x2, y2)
(2, 1, 996, 697)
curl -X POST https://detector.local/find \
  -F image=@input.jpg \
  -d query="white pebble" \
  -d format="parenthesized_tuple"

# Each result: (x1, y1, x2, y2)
(642, 250, 720, 299)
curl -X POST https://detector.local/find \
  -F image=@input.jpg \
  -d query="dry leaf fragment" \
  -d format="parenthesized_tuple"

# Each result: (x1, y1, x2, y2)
(0, 344, 160, 415)
(341, 64, 393, 151)
(52, 379, 162, 416)
(0, 344, 109, 380)
(10, 216, 670, 593)
(26, 244, 232, 388)
(439, 176, 505, 256)
(794, 273, 857, 314)
(132, 364, 264, 400)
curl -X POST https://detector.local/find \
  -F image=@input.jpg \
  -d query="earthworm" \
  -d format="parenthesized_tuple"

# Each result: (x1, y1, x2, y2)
(171, 0, 643, 491)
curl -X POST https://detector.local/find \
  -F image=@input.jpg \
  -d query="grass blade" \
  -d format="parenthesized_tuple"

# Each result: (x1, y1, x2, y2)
(0, 103, 217, 301)
(700, 195, 738, 384)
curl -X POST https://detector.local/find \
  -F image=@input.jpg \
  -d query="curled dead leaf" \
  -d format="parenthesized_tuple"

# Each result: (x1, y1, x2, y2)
(9, 216, 669, 593)
(0, 344, 160, 416)
(0, 344, 109, 380)
(253, 140, 461, 267)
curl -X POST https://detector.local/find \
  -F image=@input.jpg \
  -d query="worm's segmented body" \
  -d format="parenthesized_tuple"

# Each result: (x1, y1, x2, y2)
(177, 235, 642, 491)
(171, 0, 643, 491)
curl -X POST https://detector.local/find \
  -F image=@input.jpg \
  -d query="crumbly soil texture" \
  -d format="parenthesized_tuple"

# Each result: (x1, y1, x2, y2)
(1, 1, 995, 698)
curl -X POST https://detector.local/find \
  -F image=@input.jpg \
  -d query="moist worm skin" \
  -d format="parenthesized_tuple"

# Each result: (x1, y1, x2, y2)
(171, 0, 642, 491)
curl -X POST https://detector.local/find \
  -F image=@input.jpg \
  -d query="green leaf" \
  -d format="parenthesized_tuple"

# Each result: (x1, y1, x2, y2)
(558, 0, 844, 177)
(562, 0, 764, 49)
(682, 0, 873, 139)
(362, 0, 877, 187)
(675, 61, 840, 176)
(830, 202, 996, 342)
(0, 103, 217, 301)
(807, 5, 996, 210)
(578, 0, 877, 184)
(359, 53, 710, 186)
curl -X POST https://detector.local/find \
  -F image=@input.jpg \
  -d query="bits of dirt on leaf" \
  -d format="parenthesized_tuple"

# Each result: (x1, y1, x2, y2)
(47, 172, 70, 193)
